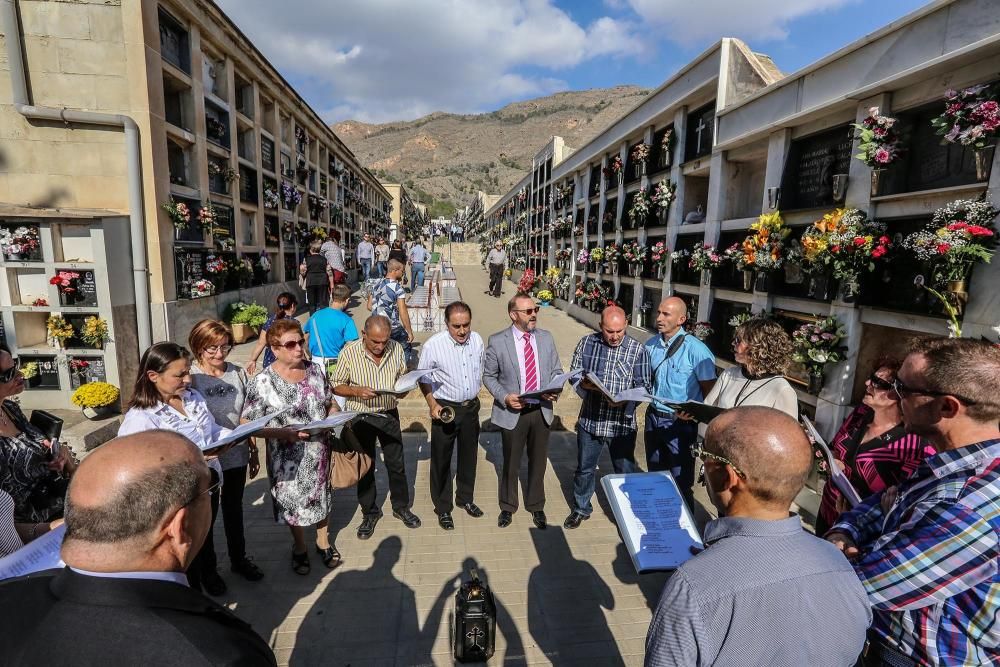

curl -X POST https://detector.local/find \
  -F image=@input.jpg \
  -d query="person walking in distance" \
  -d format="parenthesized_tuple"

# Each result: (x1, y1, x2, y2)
(356, 233, 375, 282)
(418, 302, 485, 530)
(368, 259, 414, 360)
(320, 230, 347, 285)
(486, 241, 507, 298)
(408, 238, 428, 291)
(483, 293, 563, 529)
(643, 297, 716, 509)
(374, 237, 390, 278)
(303, 240, 334, 314)
(564, 306, 651, 529)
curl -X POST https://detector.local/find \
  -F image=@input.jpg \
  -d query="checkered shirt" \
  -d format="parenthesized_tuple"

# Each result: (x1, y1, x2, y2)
(571, 333, 650, 437)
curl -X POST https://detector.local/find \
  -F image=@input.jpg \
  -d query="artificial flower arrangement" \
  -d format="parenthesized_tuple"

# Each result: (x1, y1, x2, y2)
(853, 107, 902, 167)
(670, 249, 690, 263)
(630, 143, 650, 165)
(576, 279, 612, 307)
(651, 180, 676, 210)
(162, 199, 191, 230)
(207, 162, 239, 183)
(197, 204, 217, 230)
(79, 316, 110, 348)
(577, 248, 590, 265)
(20, 362, 38, 380)
(46, 314, 74, 346)
(650, 241, 669, 266)
(190, 278, 215, 298)
(543, 266, 562, 288)
(31, 298, 48, 307)
(603, 243, 621, 266)
(621, 241, 647, 264)
(902, 196, 998, 285)
(688, 322, 714, 341)
(71, 382, 120, 409)
(50, 270, 81, 296)
(728, 311, 753, 327)
(688, 244, 723, 271)
(723, 243, 749, 270)
(932, 84, 1000, 150)
(311, 225, 329, 241)
(741, 211, 790, 270)
(791, 316, 848, 378)
(0, 225, 41, 260)
(555, 248, 573, 264)
(517, 268, 537, 293)
(262, 182, 280, 209)
(603, 155, 624, 180)
(660, 128, 674, 163)
(537, 289, 554, 303)
(629, 187, 651, 225)
(800, 208, 891, 296)
(205, 255, 228, 275)
(589, 247, 605, 264)
(281, 180, 302, 208)
(513, 256, 527, 268)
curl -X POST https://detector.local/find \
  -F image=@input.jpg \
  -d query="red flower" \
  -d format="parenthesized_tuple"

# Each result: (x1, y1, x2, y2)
(831, 245, 841, 253)
(878, 236, 891, 245)
(947, 222, 969, 231)
(48, 276, 60, 285)
(936, 243, 952, 254)
(965, 225, 994, 237)
(853, 237, 867, 247)
(872, 246, 887, 259)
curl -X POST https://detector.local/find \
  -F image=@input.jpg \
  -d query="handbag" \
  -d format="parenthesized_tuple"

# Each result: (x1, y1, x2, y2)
(329, 424, 372, 490)
(29, 410, 64, 442)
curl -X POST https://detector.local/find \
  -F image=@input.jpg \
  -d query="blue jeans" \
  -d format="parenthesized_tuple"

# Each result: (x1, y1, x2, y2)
(360, 258, 372, 281)
(411, 262, 425, 289)
(644, 410, 698, 507)
(376, 261, 387, 277)
(390, 327, 412, 363)
(572, 428, 638, 516)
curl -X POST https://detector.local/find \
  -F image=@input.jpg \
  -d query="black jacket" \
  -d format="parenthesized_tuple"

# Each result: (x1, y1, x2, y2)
(0, 568, 276, 666)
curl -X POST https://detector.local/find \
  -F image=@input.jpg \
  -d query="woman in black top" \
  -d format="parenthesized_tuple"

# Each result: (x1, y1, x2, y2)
(388, 239, 407, 265)
(304, 239, 333, 313)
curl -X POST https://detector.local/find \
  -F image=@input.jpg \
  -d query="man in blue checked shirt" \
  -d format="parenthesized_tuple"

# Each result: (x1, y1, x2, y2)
(827, 337, 1000, 667)
(564, 306, 651, 529)
(643, 297, 716, 508)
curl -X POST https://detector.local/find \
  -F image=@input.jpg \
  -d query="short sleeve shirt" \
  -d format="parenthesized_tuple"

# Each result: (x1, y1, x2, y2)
(409, 245, 427, 264)
(645, 331, 716, 413)
(303, 308, 359, 359)
(371, 278, 407, 330)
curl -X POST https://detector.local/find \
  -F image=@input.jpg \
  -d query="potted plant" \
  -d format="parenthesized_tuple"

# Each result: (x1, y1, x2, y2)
(932, 84, 1000, 180)
(537, 289, 554, 306)
(20, 361, 40, 388)
(228, 302, 269, 344)
(79, 315, 110, 349)
(853, 107, 902, 196)
(46, 314, 74, 349)
(71, 381, 121, 420)
(791, 316, 847, 395)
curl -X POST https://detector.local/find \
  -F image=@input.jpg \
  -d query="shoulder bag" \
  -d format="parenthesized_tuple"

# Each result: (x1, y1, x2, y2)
(328, 413, 372, 491)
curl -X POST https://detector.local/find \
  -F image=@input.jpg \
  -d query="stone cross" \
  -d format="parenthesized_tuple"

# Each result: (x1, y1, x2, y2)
(694, 115, 708, 155)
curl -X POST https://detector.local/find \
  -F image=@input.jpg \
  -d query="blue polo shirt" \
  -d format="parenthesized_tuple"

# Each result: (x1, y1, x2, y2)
(644, 330, 716, 414)
(303, 308, 358, 359)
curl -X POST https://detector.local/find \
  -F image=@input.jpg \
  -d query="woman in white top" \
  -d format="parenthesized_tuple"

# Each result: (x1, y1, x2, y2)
(704, 318, 799, 418)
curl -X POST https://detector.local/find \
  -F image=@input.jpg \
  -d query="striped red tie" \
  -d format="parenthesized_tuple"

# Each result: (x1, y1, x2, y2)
(523, 332, 538, 392)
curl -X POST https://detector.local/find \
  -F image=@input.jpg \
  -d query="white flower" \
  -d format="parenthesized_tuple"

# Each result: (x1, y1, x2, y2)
(868, 106, 880, 117)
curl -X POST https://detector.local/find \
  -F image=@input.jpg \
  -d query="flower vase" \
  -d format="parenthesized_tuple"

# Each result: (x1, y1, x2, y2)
(656, 264, 665, 280)
(837, 279, 860, 304)
(540, 301, 551, 307)
(870, 168, 885, 197)
(946, 279, 969, 314)
(83, 404, 117, 420)
(701, 270, 712, 287)
(742, 269, 754, 291)
(974, 146, 994, 181)
(611, 263, 619, 275)
(26, 375, 40, 388)
(754, 271, 772, 293)
(807, 373, 824, 396)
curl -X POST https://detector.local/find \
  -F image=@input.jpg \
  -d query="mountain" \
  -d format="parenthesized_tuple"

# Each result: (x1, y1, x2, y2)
(333, 85, 652, 216)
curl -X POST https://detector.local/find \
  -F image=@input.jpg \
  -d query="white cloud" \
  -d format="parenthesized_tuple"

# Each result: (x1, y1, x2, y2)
(213, 0, 648, 124)
(625, 0, 859, 45)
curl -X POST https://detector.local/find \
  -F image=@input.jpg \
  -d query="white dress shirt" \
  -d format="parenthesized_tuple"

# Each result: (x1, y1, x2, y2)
(71, 567, 189, 587)
(418, 330, 484, 402)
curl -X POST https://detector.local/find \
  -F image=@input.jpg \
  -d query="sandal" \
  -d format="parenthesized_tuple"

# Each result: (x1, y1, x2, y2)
(316, 544, 342, 569)
(291, 549, 310, 575)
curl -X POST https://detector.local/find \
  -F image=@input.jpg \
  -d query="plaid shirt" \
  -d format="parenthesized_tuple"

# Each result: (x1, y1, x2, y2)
(831, 439, 1000, 666)
(571, 333, 650, 437)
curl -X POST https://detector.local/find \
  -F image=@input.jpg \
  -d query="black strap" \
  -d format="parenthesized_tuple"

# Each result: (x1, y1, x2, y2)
(652, 334, 686, 380)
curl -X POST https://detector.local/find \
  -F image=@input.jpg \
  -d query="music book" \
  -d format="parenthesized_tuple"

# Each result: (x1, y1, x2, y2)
(518, 368, 584, 400)
(287, 411, 361, 436)
(802, 416, 863, 507)
(0, 524, 65, 581)
(583, 372, 655, 403)
(659, 401, 726, 424)
(205, 409, 288, 453)
(373, 368, 436, 396)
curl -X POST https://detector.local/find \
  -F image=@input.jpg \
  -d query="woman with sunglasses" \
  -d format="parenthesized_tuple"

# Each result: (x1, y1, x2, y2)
(188, 319, 264, 583)
(0, 343, 75, 529)
(246, 292, 298, 376)
(241, 319, 342, 575)
(815, 357, 935, 533)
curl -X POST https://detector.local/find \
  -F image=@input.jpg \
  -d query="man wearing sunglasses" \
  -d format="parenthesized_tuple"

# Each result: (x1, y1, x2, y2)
(646, 406, 870, 667)
(0, 430, 276, 665)
(827, 337, 1000, 667)
(484, 293, 563, 529)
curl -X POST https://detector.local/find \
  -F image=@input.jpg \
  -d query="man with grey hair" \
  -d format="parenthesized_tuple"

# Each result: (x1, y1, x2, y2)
(645, 407, 870, 666)
(486, 241, 507, 297)
(0, 430, 276, 665)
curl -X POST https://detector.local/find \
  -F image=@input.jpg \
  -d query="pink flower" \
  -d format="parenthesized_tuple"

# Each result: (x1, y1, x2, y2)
(874, 147, 893, 164)
(966, 225, 994, 237)
(936, 243, 952, 254)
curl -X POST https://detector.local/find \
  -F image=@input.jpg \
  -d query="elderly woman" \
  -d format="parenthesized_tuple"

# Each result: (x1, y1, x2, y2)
(815, 358, 935, 533)
(0, 344, 75, 529)
(704, 318, 799, 418)
(188, 319, 263, 582)
(246, 292, 298, 375)
(241, 319, 341, 575)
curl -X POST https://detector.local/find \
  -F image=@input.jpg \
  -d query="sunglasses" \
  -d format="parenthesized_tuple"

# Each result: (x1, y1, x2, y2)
(276, 338, 306, 350)
(867, 373, 894, 391)
(891, 377, 977, 406)
(277, 302, 293, 310)
(0, 358, 21, 384)
(183, 468, 221, 507)
(691, 444, 747, 481)
(514, 307, 540, 315)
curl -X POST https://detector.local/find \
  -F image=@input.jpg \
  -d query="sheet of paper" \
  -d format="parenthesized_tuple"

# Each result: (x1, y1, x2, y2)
(601, 472, 703, 572)
(0, 524, 66, 581)
(210, 409, 289, 450)
(518, 368, 583, 399)
(288, 411, 361, 436)
(583, 372, 652, 403)
(373, 368, 436, 395)
(803, 416, 863, 507)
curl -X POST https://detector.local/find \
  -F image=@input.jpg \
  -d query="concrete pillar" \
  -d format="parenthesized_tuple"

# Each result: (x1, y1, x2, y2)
(761, 129, 791, 212)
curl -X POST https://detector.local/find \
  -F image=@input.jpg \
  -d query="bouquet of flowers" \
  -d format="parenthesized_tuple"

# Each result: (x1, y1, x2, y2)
(689, 322, 713, 341)
(791, 316, 847, 377)
(603, 155, 623, 181)
(853, 107, 902, 167)
(650, 241, 669, 266)
(518, 268, 537, 293)
(622, 241, 647, 264)
(728, 311, 753, 327)
(577, 249, 590, 265)
(688, 244, 722, 271)
(741, 211, 790, 270)
(932, 84, 1000, 150)
(630, 143, 650, 165)
(31, 298, 48, 307)
(543, 266, 562, 288)
(629, 187, 651, 225)
(79, 316, 110, 348)
(197, 204, 216, 230)
(207, 162, 238, 182)
(20, 362, 39, 380)
(589, 247, 605, 264)
(46, 314, 74, 346)
(205, 255, 228, 275)
(280, 180, 302, 208)
(902, 197, 998, 285)
(652, 180, 676, 210)
(262, 182, 280, 209)
(294, 125, 310, 147)
(555, 248, 573, 263)
(49, 270, 81, 296)
(661, 129, 674, 162)
(191, 278, 215, 298)
(603, 243, 621, 265)
(0, 225, 41, 260)
(556, 275, 572, 295)
(800, 208, 890, 295)
(723, 243, 749, 270)
(670, 249, 690, 263)
(162, 199, 191, 230)
(537, 289, 554, 302)
(513, 256, 527, 268)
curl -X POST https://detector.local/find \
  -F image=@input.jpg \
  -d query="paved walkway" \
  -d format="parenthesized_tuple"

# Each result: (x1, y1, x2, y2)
(217, 263, 712, 666)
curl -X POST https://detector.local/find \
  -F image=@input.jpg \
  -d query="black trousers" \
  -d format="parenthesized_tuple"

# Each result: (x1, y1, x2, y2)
(430, 398, 480, 514)
(499, 406, 549, 512)
(352, 410, 410, 513)
(187, 488, 220, 591)
(488, 264, 503, 296)
(220, 465, 248, 563)
(306, 284, 328, 313)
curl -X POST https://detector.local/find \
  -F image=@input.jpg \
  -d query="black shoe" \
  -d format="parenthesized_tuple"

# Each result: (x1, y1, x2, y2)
(291, 549, 310, 575)
(497, 510, 513, 528)
(230, 557, 264, 581)
(202, 570, 227, 596)
(393, 508, 422, 528)
(563, 511, 589, 530)
(357, 510, 383, 540)
(316, 545, 342, 569)
(460, 502, 484, 518)
(438, 512, 455, 530)
(532, 511, 548, 530)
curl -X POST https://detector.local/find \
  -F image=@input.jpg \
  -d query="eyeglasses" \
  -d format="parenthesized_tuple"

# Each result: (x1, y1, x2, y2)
(891, 377, 977, 405)
(0, 358, 21, 384)
(277, 339, 306, 350)
(204, 345, 233, 355)
(182, 468, 221, 507)
(691, 444, 747, 480)
(514, 307, 540, 315)
(867, 373, 894, 391)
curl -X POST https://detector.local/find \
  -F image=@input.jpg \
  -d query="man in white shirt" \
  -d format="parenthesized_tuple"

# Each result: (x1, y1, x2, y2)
(356, 233, 375, 281)
(485, 242, 507, 297)
(418, 302, 485, 530)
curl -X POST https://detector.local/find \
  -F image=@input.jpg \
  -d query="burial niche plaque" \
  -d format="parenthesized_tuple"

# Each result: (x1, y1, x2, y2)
(781, 125, 853, 209)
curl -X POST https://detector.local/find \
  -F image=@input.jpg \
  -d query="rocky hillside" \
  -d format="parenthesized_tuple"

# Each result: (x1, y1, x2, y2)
(333, 86, 651, 215)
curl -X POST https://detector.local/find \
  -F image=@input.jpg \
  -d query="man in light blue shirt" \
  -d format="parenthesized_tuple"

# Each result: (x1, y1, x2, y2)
(408, 238, 428, 290)
(304, 284, 359, 370)
(643, 296, 716, 507)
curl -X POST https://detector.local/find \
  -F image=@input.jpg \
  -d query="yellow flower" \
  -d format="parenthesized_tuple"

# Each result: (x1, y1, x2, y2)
(71, 382, 120, 408)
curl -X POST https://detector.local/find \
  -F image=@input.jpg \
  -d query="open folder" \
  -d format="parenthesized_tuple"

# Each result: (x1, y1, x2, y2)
(583, 372, 655, 404)
(374, 368, 436, 396)
(203, 409, 289, 453)
(518, 368, 584, 400)
(287, 411, 361, 436)
(659, 401, 726, 424)
(803, 416, 863, 507)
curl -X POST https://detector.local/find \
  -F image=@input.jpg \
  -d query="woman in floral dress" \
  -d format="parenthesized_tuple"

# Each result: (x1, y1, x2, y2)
(242, 318, 341, 575)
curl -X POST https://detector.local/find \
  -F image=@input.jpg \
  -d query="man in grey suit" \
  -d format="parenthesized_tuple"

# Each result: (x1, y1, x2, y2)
(483, 293, 563, 529)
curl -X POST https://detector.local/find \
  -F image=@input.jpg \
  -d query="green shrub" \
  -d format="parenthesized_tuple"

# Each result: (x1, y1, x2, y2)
(232, 303, 268, 329)
(222, 301, 247, 324)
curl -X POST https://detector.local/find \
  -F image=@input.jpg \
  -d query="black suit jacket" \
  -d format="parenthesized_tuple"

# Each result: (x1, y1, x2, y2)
(0, 567, 276, 666)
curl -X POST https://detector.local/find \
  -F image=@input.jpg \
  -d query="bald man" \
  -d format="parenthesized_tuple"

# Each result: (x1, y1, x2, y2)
(0, 431, 276, 666)
(644, 296, 716, 508)
(564, 306, 651, 529)
(645, 407, 870, 667)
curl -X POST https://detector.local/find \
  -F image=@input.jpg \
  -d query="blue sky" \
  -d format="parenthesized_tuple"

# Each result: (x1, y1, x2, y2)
(216, 0, 931, 125)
